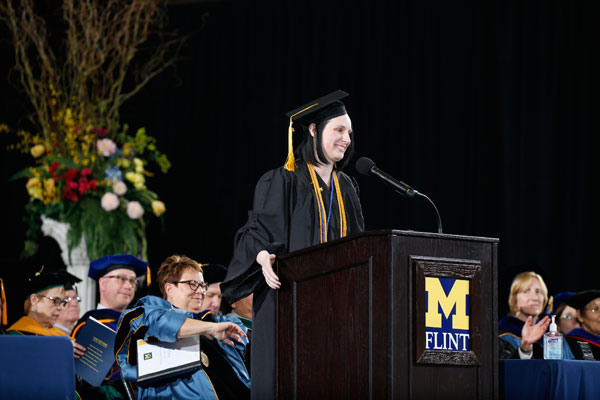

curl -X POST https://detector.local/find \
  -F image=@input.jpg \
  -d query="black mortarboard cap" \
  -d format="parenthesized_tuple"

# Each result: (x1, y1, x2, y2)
(565, 290, 600, 310)
(283, 90, 349, 171)
(25, 268, 82, 298)
(200, 263, 228, 285)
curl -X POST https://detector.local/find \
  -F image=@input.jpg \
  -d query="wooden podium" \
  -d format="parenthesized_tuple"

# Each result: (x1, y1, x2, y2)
(275, 230, 498, 399)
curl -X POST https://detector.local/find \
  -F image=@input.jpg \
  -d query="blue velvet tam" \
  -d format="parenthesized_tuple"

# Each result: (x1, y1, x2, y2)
(552, 292, 576, 310)
(89, 254, 148, 280)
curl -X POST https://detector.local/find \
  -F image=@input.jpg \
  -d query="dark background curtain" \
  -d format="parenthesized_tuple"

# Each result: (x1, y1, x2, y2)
(0, 0, 593, 323)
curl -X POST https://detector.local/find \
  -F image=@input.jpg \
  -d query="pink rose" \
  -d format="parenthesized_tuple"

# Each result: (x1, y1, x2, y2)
(113, 181, 127, 195)
(97, 138, 117, 156)
(101, 192, 120, 211)
(126, 201, 144, 219)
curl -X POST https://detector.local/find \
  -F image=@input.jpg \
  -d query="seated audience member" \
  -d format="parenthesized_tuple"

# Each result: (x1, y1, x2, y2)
(1, 277, 6, 334)
(54, 284, 82, 335)
(227, 293, 253, 374)
(115, 255, 250, 399)
(71, 254, 148, 399)
(6, 268, 81, 337)
(547, 291, 580, 335)
(201, 263, 228, 314)
(498, 271, 551, 359)
(564, 290, 600, 360)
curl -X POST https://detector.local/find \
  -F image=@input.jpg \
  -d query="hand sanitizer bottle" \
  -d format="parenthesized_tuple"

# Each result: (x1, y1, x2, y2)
(543, 315, 563, 359)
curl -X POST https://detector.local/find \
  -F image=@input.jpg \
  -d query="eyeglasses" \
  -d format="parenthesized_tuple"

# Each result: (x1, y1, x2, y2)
(583, 307, 599, 313)
(172, 280, 208, 293)
(39, 295, 68, 307)
(560, 315, 575, 320)
(104, 275, 138, 287)
(65, 296, 82, 303)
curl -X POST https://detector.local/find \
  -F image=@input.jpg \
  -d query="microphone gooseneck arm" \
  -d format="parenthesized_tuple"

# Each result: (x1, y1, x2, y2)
(413, 190, 443, 234)
(355, 156, 443, 233)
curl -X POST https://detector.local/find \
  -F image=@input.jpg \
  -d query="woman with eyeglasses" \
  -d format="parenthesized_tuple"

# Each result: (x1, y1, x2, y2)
(115, 254, 250, 399)
(6, 268, 81, 337)
(564, 290, 600, 360)
(546, 291, 581, 335)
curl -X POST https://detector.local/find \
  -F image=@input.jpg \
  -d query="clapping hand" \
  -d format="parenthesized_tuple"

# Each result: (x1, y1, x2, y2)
(521, 315, 551, 350)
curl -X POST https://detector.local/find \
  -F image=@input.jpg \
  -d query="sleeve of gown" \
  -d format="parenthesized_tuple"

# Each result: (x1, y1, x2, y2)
(221, 168, 294, 304)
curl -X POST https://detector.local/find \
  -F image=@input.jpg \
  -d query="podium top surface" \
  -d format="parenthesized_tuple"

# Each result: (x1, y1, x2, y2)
(388, 229, 499, 243)
(278, 229, 499, 260)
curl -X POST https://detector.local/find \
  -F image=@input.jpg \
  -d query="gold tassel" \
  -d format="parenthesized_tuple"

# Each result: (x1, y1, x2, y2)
(284, 103, 319, 172)
(146, 266, 151, 286)
(1, 277, 7, 326)
(284, 118, 295, 171)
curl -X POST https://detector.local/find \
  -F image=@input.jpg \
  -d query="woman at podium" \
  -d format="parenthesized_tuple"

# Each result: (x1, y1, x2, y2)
(221, 90, 365, 398)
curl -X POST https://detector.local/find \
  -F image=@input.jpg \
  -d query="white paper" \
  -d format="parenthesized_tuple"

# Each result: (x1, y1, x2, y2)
(137, 336, 201, 378)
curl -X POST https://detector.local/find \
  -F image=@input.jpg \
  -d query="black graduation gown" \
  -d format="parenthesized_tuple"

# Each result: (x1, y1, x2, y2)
(220, 161, 365, 399)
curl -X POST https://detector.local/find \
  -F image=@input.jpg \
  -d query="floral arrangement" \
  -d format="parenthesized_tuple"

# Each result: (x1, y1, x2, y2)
(0, 0, 185, 261)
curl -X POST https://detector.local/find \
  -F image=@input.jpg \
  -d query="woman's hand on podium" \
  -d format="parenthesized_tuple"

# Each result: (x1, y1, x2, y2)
(257, 250, 280, 289)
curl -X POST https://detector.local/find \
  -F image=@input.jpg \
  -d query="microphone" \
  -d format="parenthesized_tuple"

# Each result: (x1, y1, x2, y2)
(355, 157, 416, 197)
(355, 157, 443, 233)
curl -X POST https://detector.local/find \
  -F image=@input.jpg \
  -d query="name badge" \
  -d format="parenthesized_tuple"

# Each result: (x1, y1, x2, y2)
(577, 341, 595, 361)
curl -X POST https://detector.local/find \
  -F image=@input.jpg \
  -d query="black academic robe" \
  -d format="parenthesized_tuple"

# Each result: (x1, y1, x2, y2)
(220, 161, 365, 399)
(565, 328, 600, 361)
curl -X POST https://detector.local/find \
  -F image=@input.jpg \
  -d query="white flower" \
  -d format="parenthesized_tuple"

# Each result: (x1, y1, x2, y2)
(101, 192, 120, 211)
(126, 201, 144, 219)
(97, 138, 117, 156)
(113, 180, 128, 196)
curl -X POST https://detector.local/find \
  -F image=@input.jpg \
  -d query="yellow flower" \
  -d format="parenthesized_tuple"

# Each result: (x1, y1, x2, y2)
(123, 143, 133, 157)
(125, 171, 145, 189)
(26, 177, 43, 200)
(30, 144, 45, 158)
(42, 178, 57, 204)
(117, 158, 130, 168)
(133, 158, 144, 173)
(151, 200, 166, 217)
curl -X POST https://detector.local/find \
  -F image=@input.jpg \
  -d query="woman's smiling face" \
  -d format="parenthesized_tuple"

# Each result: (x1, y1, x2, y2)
(315, 114, 352, 165)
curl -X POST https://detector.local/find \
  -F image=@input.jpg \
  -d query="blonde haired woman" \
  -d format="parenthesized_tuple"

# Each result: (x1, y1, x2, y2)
(498, 271, 552, 359)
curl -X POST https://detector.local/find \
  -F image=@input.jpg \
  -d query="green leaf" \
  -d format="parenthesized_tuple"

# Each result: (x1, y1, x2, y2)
(44, 156, 78, 169)
(9, 168, 33, 181)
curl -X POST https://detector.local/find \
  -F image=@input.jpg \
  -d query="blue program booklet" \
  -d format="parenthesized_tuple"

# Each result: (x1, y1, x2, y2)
(74, 316, 117, 387)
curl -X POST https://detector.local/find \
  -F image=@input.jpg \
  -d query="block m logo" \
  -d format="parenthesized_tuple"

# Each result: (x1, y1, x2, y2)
(425, 277, 469, 330)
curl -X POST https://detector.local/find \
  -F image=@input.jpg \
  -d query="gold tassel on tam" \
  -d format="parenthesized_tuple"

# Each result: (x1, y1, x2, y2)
(1, 277, 7, 326)
(284, 103, 319, 172)
(147, 266, 151, 286)
(284, 118, 296, 171)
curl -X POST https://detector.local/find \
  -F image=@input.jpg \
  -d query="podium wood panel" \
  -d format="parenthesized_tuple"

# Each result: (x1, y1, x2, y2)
(275, 230, 498, 399)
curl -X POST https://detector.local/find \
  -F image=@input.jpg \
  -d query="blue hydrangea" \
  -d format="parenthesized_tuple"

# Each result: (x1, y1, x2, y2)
(105, 165, 123, 182)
